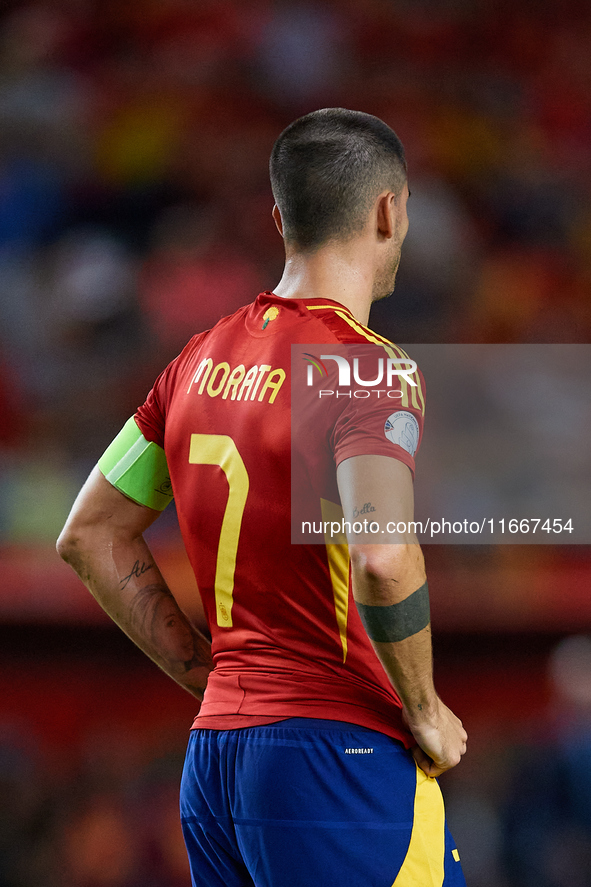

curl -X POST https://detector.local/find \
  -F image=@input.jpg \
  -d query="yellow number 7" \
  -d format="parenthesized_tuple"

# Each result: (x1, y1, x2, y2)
(189, 434, 249, 627)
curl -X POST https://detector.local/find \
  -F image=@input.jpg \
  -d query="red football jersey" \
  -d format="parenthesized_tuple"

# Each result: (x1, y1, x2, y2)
(135, 292, 425, 745)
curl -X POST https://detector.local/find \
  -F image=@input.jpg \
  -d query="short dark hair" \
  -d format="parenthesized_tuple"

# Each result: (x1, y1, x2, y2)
(270, 108, 407, 251)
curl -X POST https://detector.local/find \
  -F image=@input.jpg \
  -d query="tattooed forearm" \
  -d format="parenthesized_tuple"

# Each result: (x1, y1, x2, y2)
(56, 468, 212, 700)
(129, 583, 212, 678)
(120, 560, 154, 589)
(186, 629, 213, 672)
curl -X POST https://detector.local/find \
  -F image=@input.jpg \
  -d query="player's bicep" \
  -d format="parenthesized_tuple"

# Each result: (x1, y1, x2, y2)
(60, 466, 162, 548)
(337, 454, 425, 603)
(336, 454, 417, 546)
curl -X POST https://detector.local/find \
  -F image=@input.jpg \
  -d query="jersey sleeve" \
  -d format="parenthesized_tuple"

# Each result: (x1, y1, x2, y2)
(135, 380, 166, 447)
(134, 333, 203, 446)
(303, 311, 427, 476)
(134, 365, 169, 447)
(331, 366, 426, 477)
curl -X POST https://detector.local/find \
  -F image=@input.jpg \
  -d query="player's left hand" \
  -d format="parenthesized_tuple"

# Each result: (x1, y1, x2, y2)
(403, 696, 467, 778)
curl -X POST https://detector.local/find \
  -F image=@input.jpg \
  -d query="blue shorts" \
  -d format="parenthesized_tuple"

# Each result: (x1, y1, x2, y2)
(180, 718, 466, 887)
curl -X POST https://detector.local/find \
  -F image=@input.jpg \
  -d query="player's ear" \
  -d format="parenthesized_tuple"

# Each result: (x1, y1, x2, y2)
(375, 192, 396, 241)
(272, 204, 284, 237)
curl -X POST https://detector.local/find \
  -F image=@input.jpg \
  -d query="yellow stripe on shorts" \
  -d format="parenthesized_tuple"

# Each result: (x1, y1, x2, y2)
(392, 764, 445, 887)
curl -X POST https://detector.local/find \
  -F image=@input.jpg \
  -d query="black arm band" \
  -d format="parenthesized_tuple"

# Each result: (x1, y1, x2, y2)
(355, 581, 430, 643)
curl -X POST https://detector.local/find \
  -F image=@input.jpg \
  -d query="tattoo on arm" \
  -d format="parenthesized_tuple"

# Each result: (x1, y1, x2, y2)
(128, 583, 212, 675)
(352, 501, 376, 519)
(120, 560, 154, 589)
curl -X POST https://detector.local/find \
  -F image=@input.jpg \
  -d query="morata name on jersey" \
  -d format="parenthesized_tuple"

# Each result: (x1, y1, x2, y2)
(187, 357, 285, 404)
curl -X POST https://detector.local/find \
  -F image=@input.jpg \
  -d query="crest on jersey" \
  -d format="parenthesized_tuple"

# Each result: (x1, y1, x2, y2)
(384, 411, 419, 457)
(262, 306, 279, 329)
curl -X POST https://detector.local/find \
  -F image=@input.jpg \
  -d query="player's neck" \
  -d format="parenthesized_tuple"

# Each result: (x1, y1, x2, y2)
(273, 246, 375, 327)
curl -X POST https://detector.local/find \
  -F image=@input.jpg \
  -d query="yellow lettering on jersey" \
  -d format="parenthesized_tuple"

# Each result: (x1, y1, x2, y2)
(187, 358, 213, 394)
(250, 364, 271, 400)
(207, 362, 231, 397)
(258, 368, 286, 404)
(237, 365, 259, 401)
(188, 359, 285, 404)
(223, 365, 246, 400)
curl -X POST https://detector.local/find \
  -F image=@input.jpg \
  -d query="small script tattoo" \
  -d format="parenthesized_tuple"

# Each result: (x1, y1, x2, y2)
(352, 502, 376, 518)
(120, 560, 154, 589)
(417, 703, 423, 711)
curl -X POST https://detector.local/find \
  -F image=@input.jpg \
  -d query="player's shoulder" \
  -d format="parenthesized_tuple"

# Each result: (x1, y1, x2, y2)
(304, 300, 409, 355)
(302, 301, 425, 416)
(179, 302, 253, 353)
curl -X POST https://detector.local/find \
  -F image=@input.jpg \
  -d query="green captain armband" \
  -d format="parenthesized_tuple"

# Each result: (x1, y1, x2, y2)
(98, 417, 173, 511)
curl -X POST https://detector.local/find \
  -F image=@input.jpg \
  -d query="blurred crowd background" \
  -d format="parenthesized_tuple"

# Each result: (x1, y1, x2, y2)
(0, 0, 590, 884)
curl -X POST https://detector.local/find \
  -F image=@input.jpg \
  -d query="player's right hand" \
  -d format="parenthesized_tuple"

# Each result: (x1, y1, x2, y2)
(403, 697, 467, 778)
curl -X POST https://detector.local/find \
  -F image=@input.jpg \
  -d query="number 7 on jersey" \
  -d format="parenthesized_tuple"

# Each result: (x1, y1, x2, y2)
(189, 434, 249, 628)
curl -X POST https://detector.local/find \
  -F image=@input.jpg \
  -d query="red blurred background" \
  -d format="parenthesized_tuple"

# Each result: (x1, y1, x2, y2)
(1, 1, 590, 884)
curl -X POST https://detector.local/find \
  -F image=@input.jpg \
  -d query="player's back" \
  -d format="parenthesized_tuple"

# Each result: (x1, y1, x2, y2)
(135, 291, 419, 744)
